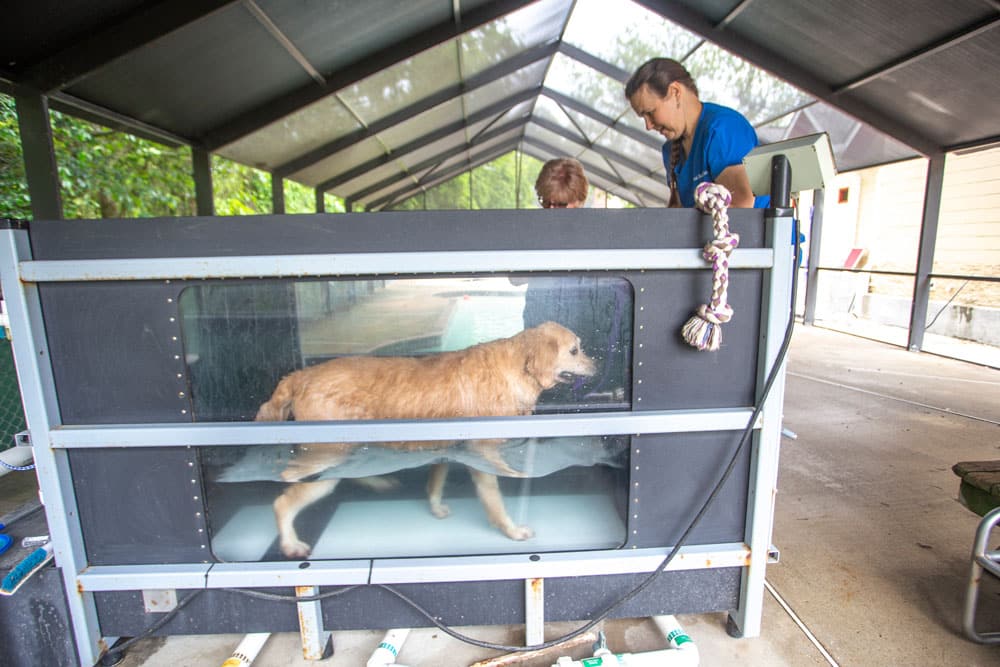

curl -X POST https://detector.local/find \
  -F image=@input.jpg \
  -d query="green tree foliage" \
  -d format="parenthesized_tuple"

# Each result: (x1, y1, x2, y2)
(0, 96, 33, 219)
(1, 94, 196, 219)
(391, 151, 545, 211)
(212, 156, 271, 216)
(51, 110, 196, 219)
(387, 150, 638, 211)
(0, 94, 346, 218)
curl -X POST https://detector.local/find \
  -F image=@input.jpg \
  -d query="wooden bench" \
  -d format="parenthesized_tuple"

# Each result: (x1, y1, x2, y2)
(953, 460, 1000, 517)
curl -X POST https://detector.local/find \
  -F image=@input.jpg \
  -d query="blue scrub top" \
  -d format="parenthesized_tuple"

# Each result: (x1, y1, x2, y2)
(661, 102, 770, 208)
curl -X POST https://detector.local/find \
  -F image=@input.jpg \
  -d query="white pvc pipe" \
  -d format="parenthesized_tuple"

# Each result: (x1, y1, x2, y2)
(0, 446, 33, 478)
(367, 628, 412, 667)
(221, 633, 271, 667)
(550, 616, 698, 667)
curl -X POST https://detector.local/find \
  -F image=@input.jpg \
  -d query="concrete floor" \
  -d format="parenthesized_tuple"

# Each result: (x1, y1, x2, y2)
(2, 324, 999, 666)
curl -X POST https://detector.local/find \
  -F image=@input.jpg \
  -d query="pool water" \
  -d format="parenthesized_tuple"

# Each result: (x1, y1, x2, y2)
(438, 291, 527, 351)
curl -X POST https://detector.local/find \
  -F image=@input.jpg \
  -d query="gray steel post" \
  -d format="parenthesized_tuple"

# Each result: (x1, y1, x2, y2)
(803, 189, 825, 325)
(272, 173, 285, 214)
(192, 148, 214, 216)
(14, 93, 63, 220)
(907, 153, 946, 351)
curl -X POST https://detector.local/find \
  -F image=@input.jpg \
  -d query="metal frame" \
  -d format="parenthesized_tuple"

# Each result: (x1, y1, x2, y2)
(0, 230, 103, 666)
(963, 506, 1000, 644)
(731, 209, 794, 637)
(0, 207, 794, 664)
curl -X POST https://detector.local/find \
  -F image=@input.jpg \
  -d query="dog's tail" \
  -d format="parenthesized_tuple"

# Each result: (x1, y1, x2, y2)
(255, 375, 296, 421)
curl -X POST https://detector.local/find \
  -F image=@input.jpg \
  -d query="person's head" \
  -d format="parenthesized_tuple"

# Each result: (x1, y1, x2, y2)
(625, 58, 700, 141)
(535, 158, 588, 208)
(625, 58, 700, 207)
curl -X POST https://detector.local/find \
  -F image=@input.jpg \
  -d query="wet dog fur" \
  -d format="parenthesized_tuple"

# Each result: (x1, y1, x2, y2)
(255, 321, 596, 558)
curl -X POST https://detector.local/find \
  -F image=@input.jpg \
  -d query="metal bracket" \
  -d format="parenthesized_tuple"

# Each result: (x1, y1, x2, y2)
(13, 431, 30, 448)
(142, 589, 178, 613)
(525, 577, 544, 646)
(296, 586, 332, 660)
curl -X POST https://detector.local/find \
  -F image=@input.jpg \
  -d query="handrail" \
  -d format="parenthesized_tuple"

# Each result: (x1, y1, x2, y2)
(812, 266, 1000, 283)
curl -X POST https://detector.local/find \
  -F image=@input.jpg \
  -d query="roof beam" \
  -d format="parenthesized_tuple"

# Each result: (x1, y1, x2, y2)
(346, 117, 529, 203)
(832, 14, 1000, 94)
(557, 42, 631, 83)
(531, 116, 659, 179)
(631, 0, 942, 155)
(0, 80, 189, 148)
(18, 0, 239, 93)
(317, 86, 539, 193)
(275, 40, 558, 178)
(541, 86, 661, 149)
(717, 0, 756, 29)
(367, 125, 669, 210)
(201, 0, 538, 150)
(51, 90, 190, 148)
(371, 138, 521, 210)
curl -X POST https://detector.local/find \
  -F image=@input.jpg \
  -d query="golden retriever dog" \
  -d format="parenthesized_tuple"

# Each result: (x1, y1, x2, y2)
(255, 321, 596, 558)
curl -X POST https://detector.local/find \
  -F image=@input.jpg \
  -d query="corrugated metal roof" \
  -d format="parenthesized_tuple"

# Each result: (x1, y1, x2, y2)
(3, 0, 998, 208)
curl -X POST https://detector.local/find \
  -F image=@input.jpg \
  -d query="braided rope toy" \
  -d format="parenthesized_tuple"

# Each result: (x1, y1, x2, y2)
(681, 181, 740, 351)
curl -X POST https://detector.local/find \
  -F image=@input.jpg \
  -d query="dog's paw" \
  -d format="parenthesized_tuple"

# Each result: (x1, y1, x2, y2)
(430, 501, 451, 519)
(504, 525, 535, 541)
(281, 539, 313, 559)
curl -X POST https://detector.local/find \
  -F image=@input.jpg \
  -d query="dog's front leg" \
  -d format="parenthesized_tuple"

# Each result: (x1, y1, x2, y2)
(427, 462, 450, 518)
(468, 469, 534, 540)
(273, 479, 340, 558)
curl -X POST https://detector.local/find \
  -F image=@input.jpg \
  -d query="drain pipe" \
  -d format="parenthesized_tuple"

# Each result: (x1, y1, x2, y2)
(367, 628, 412, 667)
(221, 633, 271, 667)
(0, 445, 33, 479)
(551, 616, 698, 667)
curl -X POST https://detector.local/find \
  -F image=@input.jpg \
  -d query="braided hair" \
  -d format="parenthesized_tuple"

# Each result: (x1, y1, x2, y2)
(625, 58, 699, 207)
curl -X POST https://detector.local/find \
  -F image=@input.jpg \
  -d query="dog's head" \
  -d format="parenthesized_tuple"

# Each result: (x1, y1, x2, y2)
(522, 321, 596, 390)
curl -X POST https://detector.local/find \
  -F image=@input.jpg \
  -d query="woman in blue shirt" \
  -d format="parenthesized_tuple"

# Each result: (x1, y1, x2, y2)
(625, 58, 767, 209)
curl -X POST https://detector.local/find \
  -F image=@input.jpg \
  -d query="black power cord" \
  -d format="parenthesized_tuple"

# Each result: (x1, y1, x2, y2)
(102, 589, 204, 662)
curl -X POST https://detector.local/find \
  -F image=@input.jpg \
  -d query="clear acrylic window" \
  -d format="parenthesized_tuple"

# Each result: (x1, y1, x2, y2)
(181, 276, 633, 560)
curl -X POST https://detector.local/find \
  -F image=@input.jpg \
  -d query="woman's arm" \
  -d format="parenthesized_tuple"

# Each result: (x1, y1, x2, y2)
(714, 164, 756, 208)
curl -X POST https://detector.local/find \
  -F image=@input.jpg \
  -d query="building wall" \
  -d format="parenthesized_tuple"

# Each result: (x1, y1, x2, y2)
(814, 146, 1000, 308)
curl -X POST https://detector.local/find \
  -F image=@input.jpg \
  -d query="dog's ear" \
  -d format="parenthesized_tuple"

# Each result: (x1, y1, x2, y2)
(523, 325, 560, 388)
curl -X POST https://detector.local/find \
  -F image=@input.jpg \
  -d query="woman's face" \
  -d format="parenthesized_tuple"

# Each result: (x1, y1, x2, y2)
(630, 83, 684, 141)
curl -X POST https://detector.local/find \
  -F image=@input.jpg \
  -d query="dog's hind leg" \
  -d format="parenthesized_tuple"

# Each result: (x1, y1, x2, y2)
(468, 469, 534, 540)
(274, 479, 340, 559)
(427, 462, 450, 518)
